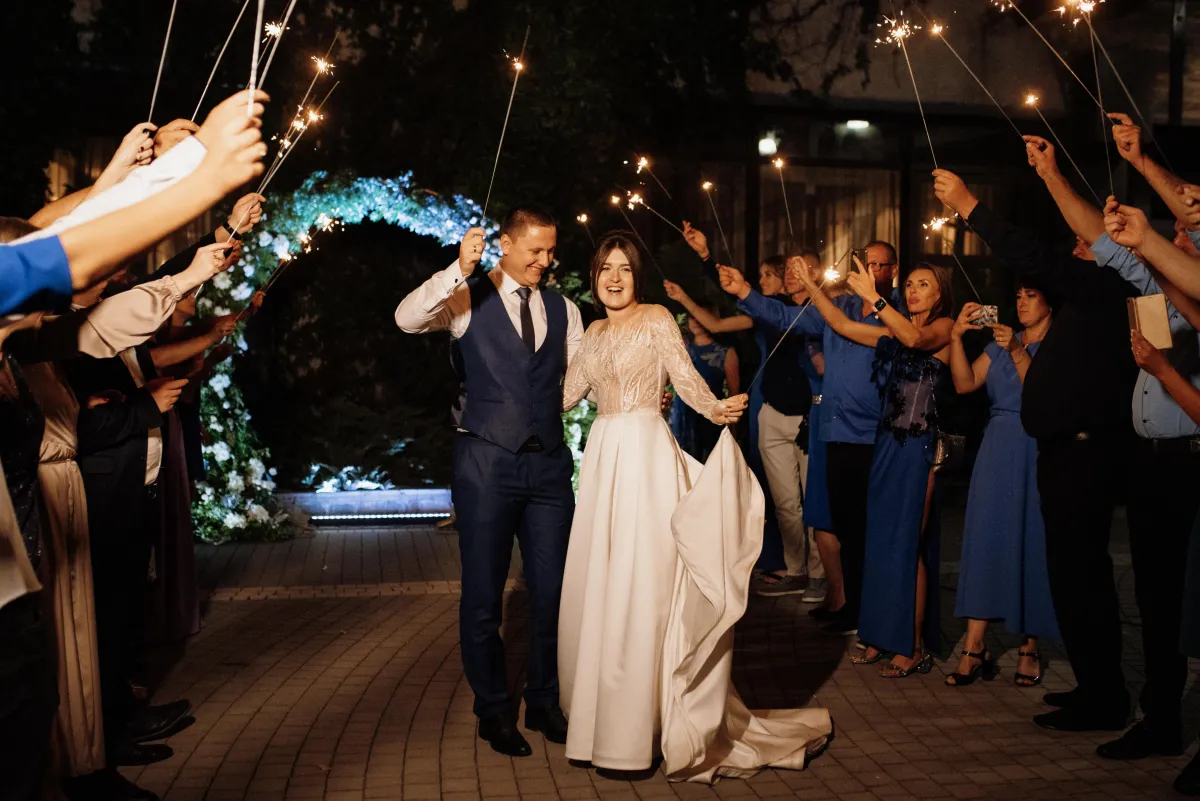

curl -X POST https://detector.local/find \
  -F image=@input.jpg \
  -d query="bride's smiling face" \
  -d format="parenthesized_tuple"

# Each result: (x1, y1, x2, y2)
(597, 247, 638, 312)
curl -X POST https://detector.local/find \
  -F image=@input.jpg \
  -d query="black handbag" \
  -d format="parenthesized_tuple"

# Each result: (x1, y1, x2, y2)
(932, 432, 968, 474)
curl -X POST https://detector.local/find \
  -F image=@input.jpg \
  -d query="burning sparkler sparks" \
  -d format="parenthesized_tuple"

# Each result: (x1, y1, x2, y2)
(610, 195, 621, 206)
(637, 157, 649, 174)
(264, 21, 283, 39)
(627, 192, 644, 211)
(576, 214, 589, 224)
(876, 15, 919, 47)
(312, 56, 333, 74)
(634, 156, 673, 200)
(482, 26, 531, 216)
(701, 181, 713, 191)
(923, 216, 951, 232)
(824, 267, 841, 282)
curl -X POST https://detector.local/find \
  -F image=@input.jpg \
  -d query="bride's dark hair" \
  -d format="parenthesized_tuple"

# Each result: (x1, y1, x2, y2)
(588, 232, 645, 310)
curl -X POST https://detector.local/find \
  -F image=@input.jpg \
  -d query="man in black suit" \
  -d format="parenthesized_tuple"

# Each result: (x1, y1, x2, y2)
(68, 342, 190, 770)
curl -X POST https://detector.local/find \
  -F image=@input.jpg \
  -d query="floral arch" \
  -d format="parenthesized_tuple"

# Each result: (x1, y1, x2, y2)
(192, 171, 591, 543)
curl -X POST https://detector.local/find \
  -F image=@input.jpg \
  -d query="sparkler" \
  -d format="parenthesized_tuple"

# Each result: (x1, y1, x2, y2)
(258, 0, 299, 91)
(610, 195, 666, 280)
(295, 37, 338, 117)
(148, 0, 179, 121)
(1081, 11, 1115, 198)
(576, 213, 595, 246)
(627, 192, 685, 236)
(193, 0, 252, 121)
(701, 181, 734, 265)
(248, 1, 266, 115)
(991, 0, 1100, 109)
(919, 15, 1024, 141)
(636, 156, 673, 201)
(773, 158, 796, 244)
(1025, 93, 1100, 203)
(482, 26, 531, 216)
(881, 14, 938, 168)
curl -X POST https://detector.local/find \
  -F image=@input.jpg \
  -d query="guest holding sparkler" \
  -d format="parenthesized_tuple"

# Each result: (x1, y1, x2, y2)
(1028, 127, 1200, 760)
(791, 260, 953, 676)
(935, 165, 1137, 732)
(719, 243, 900, 639)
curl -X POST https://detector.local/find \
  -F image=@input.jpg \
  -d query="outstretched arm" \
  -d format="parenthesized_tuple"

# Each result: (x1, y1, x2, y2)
(663, 280, 753, 333)
(646, 306, 743, 424)
(1106, 202, 1200, 301)
(1110, 113, 1200, 229)
(949, 304, 990, 394)
(1025, 135, 1106, 245)
(720, 266, 826, 339)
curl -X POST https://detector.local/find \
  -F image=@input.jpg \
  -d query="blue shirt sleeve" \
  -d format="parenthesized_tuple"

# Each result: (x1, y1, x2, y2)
(0, 237, 73, 315)
(1189, 229, 1200, 251)
(1091, 233, 1161, 296)
(737, 290, 826, 339)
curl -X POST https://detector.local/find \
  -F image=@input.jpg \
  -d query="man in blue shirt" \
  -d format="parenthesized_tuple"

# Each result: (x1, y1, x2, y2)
(0, 235, 74, 315)
(720, 241, 899, 637)
(1027, 131, 1200, 770)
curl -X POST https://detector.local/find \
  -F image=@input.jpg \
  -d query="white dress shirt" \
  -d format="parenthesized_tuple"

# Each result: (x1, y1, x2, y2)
(118, 349, 162, 485)
(16, 137, 208, 243)
(395, 260, 584, 363)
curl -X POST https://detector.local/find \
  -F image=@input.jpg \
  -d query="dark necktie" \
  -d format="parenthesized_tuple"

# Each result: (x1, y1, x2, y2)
(516, 286, 536, 352)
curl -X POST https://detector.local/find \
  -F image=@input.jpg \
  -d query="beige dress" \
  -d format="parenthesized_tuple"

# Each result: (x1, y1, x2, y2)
(5, 276, 185, 776)
(558, 305, 831, 782)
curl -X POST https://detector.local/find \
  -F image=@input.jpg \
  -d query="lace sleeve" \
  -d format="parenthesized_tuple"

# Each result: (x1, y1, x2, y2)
(562, 325, 594, 411)
(646, 305, 723, 423)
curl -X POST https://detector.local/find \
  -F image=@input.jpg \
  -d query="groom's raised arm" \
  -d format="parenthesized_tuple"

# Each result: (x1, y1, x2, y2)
(395, 228, 485, 336)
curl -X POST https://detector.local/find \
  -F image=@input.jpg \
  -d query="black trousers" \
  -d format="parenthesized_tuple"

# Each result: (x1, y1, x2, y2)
(89, 482, 159, 755)
(826, 441, 875, 621)
(1126, 439, 1200, 734)
(0, 593, 56, 801)
(1037, 435, 1129, 712)
(452, 435, 574, 718)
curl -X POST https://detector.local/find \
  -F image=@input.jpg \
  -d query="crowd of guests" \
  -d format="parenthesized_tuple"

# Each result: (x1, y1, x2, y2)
(662, 114, 1200, 796)
(0, 89, 271, 801)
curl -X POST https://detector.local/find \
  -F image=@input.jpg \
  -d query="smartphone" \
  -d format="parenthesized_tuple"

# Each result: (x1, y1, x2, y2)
(850, 249, 866, 273)
(972, 305, 998, 327)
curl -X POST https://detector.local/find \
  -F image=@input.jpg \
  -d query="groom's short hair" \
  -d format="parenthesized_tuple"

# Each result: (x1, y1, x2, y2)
(500, 206, 557, 240)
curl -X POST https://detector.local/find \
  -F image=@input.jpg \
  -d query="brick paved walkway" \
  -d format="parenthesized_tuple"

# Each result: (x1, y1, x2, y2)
(121, 520, 1197, 800)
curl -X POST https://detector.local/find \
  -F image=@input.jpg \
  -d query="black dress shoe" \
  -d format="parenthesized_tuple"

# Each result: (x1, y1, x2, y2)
(65, 769, 160, 800)
(479, 715, 532, 757)
(525, 705, 568, 744)
(1042, 689, 1084, 708)
(1033, 706, 1126, 733)
(818, 612, 858, 637)
(110, 741, 174, 767)
(133, 715, 195, 744)
(1175, 750, 1200, 797)
(128, 700, 191, 742)
(1096, 721, 1183, 760)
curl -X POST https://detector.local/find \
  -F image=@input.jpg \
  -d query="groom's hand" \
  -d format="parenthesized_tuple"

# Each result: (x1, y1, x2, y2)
(459, 227, 486, 276)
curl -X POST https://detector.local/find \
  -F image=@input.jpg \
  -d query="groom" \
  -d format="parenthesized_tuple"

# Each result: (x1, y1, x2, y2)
(395, 207, 583, 756)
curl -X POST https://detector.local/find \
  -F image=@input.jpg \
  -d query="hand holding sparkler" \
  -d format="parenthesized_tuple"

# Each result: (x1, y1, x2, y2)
(1176, 185, 1200, 230)
(1103, 198, 1149, 249)
(718, 265, 751, 299)
(1107, 113, 1143, 165)
(93, 124, 157, 193)
(155, 119, 201, 159)
(225, 193, 265, 237)
(193, 89, 271, 194)
(681, 221, 710, 260)
(1023, 135, 1063, 182)
(459, 227, 488, 277)
(932, 169, 979, 219)
(662, 280, 686, 302)
(173, 242, 243, 295)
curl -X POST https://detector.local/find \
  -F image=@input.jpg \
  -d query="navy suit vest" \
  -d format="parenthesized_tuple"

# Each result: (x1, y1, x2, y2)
(458, 274, 567, 453)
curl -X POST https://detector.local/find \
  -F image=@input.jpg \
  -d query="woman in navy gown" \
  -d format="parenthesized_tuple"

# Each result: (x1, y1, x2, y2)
(946, 285, 1058, 686)
(669, 312, 738, 461)
(797, 259, 954, 677)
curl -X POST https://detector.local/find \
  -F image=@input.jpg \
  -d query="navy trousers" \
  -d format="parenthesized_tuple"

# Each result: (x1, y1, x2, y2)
(452, 434, 574, 718)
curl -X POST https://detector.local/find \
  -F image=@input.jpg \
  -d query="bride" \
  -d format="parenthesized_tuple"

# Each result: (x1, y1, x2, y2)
(558, 232, 832, 782)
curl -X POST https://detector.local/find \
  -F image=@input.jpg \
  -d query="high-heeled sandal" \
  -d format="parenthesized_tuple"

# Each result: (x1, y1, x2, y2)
(851, 647, 887, 665)
(880, 651, 933, 678)
(944, 648, 998, 687)
(1014, 650, 1043, 687)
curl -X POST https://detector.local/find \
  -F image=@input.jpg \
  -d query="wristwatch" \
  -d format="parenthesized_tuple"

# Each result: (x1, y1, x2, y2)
(226, 221, 243, 241)
(873, 297, 888, 315)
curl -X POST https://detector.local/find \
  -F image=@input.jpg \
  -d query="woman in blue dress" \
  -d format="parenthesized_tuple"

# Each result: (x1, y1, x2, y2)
(797, 259, 954, 677)
(946, 284, 1058, 687)
(669, 312, 738, 462)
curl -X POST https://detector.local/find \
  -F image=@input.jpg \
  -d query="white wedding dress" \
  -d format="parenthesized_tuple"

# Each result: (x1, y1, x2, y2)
(559, 304, 832, 783)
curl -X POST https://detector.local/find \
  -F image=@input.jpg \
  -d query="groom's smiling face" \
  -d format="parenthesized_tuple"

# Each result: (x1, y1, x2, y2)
(500, 224, 558, 288)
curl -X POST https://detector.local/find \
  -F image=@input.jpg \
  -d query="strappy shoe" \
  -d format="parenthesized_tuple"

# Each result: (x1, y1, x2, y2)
(944, 648, 998, 687)
(851, 647, 888, 665)
(880, 651, 933, 678)
(1014, 649, 1043, 687)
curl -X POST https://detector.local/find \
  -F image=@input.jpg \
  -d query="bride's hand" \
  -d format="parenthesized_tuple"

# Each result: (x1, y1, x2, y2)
(714, 393, 749, 424)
